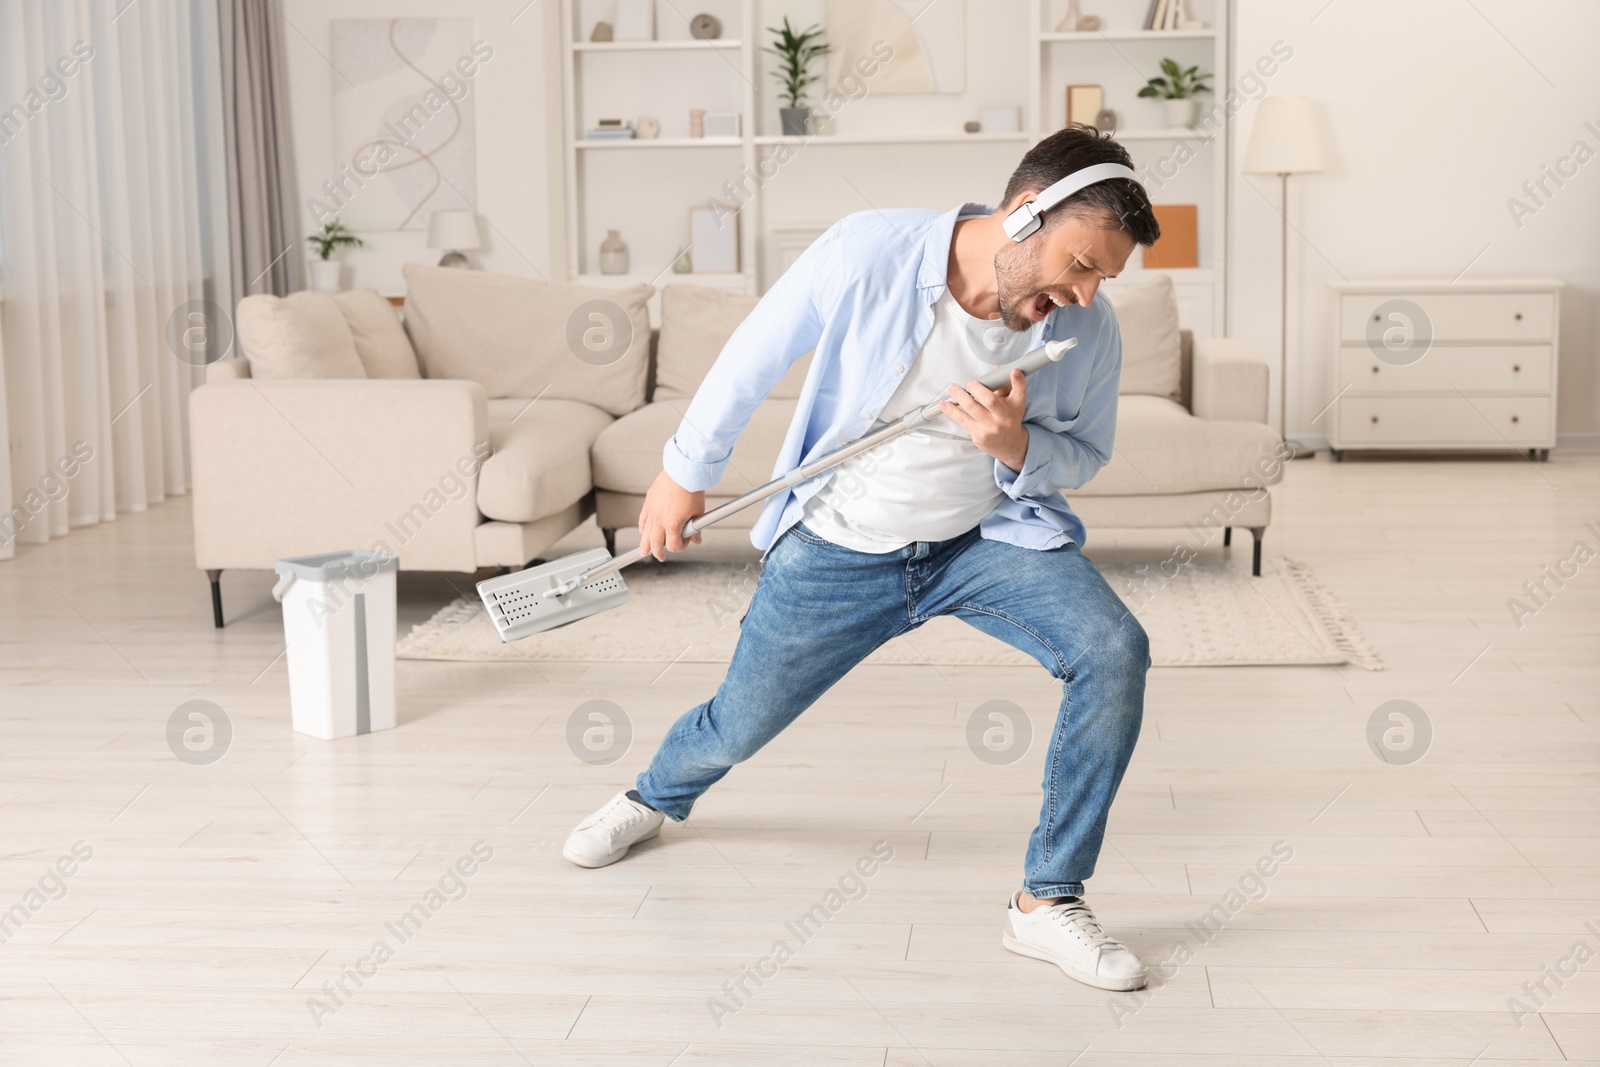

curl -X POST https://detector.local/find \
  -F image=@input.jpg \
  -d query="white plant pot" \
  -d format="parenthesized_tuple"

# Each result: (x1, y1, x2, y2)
(1164, 98, 1197, 129)
(309, 259, 342, 292)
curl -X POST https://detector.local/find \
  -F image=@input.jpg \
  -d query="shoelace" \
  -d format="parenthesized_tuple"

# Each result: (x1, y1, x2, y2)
(580, 797, 648, 835)
(1043, 898, 1118, 951)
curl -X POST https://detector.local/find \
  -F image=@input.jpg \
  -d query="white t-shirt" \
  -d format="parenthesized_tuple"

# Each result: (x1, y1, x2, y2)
(800, 288, 1035, 552)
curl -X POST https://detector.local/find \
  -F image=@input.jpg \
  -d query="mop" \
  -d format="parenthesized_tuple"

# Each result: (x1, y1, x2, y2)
(476, 337, 1077, 641)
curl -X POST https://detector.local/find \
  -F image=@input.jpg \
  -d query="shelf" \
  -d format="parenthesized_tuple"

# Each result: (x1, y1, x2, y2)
(1111, 128, 1212, 140)
(570, 39, 742, 51)
(1119, 267, 1217, 281)
(574, 137, 742, 149)
(752, 131, 1030, 146)
(1040, 30, 1215, 41)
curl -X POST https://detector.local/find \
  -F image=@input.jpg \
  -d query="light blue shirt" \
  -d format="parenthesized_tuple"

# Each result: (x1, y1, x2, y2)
(662, 202, 1124, 553)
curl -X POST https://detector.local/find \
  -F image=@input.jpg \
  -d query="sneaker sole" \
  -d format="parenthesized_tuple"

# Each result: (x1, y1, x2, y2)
(1001, 932, 1147, 991)
(562, 824, 661, 869)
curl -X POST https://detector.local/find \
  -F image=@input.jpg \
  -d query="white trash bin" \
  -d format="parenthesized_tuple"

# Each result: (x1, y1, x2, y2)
(272, 550, 398, 740)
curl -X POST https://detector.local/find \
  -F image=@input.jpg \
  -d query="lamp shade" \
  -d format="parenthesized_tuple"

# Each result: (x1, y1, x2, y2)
(427, 209, 482, 250)
(1243, 95, 1326, 175)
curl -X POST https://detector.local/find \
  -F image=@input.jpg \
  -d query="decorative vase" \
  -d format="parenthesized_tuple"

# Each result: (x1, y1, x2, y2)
(309, 259, 341, 292)
(779, 106, 810, 137)
(1164, 97, 1197, 128)
(599, 230, 629, 275)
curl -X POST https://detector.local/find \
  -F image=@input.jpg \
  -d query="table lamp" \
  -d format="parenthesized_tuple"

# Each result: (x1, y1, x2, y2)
(427, 209, 482, 268)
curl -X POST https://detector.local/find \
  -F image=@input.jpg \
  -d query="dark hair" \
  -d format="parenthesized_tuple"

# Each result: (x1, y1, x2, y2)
(1002, 124, 1160, 246)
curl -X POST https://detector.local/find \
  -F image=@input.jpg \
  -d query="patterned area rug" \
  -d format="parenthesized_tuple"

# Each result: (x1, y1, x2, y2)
(398, 558, 1382, 670)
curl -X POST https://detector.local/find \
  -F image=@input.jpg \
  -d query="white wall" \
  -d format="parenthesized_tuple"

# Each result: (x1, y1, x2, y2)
(1230, 0, 1600, 442)
(279, 0, 566, 292)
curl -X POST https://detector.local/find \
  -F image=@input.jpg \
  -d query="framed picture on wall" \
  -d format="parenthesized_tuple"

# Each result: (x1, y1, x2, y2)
(1066, 85, 1103, 127)
(690, 204, 740, 273)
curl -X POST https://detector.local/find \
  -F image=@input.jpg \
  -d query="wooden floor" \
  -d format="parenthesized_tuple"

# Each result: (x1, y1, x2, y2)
(1, 452, 1597, 1066)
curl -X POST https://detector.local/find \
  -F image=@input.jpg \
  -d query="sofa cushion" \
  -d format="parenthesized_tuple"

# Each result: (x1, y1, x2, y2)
(478, 398, 613, 523)
(402, 264, 652, 416)
(1105, 275, 1182, 402)
(592, 398, 798, 496)
(236, 292, 366, 379)
(1073, 395, 1283, 497)
(333, 289, 420, 379)
(655, 284, 812, 402)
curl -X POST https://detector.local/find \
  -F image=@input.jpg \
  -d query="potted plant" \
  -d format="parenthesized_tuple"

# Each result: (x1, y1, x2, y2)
(1137, 58, 1212, 128)
(306, 219, 364, 292)
(764, 17, 828, 137)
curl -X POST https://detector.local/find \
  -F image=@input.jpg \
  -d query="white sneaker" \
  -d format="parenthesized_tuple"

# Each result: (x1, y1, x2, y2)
(562, 791, 665, 868)
(1001, 891, 1148, 991)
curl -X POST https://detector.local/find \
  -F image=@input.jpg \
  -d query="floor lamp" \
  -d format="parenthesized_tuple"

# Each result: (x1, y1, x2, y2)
(1243, 96, 1326, 446)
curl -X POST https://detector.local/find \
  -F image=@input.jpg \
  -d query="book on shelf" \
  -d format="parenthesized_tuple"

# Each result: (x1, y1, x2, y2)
(1142, 0, 1160, 30)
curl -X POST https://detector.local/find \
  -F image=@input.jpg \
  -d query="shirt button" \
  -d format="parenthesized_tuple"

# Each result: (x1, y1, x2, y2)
(894, 364, 905, 373)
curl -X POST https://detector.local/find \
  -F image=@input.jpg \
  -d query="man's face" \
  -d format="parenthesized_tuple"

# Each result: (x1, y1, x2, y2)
(993, 207, 1137, 331)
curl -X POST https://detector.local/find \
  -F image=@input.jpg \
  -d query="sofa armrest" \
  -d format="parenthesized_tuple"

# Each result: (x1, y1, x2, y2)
(206, 357, 251, 383)
(190, 378, 490, 572)
(1191, 337, 1270, 424)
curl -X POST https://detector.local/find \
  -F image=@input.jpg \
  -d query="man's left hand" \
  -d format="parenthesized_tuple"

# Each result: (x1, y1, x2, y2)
(942, 368, 1029, 473)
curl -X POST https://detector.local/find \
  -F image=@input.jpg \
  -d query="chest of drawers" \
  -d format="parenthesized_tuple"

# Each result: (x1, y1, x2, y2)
(1327, 280, 1561, 460)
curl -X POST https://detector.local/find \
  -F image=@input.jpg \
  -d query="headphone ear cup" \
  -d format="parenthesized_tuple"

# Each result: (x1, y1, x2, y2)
(1004, 205, 1039, 243)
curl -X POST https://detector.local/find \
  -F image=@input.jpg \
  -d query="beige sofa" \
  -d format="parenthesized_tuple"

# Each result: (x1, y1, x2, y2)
(191, 267, 1280, 626)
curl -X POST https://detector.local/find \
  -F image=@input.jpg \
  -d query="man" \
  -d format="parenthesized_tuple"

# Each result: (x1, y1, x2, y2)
(564, 125, 1159, 992)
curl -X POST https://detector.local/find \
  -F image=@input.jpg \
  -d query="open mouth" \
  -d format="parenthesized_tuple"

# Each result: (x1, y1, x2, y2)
(1030, 292, 1067, 321)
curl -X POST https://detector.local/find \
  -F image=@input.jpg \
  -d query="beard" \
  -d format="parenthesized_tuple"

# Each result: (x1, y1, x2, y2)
(993, 239, 1048, 332)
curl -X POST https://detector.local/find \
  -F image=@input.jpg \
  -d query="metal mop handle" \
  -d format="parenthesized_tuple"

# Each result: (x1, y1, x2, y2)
(546, 336, 1078, 597)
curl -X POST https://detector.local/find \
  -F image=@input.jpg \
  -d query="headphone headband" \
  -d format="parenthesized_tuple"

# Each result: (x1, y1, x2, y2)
(1002, 162, 1142, 243)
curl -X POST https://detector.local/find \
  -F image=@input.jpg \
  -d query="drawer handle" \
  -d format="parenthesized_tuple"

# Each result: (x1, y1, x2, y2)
(1513, 364, 1521, 373)
(1370, 416, 1379, 424)
(1371, 366, 1380, 374)
(1514, 312, 1523, 321)
(1372, 313, 1380, 322)
(1511, 415, 1520, 424)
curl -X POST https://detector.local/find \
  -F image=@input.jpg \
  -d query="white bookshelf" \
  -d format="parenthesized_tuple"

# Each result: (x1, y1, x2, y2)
(1029, 0, 1231, 335)
(560, 0, 759, 295)
(559, 0, 1231, 332)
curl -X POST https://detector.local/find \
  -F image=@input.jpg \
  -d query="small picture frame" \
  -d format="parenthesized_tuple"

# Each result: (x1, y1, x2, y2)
(1066, 85, 1103, 127)
(979, 106, 1020, 133)
(690, 203, 740, 273)
(614, 0, 654, 41)
(705, 112, 741, 138)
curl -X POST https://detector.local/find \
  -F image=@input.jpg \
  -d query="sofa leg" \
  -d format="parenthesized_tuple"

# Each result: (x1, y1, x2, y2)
(1249, 528, 1265, 577)
(602, 527, 617, 556)
(1223, 526, 1232, 547)
(206, 569, 224, 628)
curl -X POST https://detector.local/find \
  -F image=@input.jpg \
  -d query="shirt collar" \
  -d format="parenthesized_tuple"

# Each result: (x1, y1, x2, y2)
(917, 202, 1049, 346)
(918, 202, 993, 292)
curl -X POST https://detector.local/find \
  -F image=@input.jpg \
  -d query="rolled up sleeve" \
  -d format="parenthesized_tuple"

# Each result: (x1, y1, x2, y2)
(993, 307, 1121, 499)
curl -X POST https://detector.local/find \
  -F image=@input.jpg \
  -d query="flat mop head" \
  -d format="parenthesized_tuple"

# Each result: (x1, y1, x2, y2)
(476, 548, 631, 642)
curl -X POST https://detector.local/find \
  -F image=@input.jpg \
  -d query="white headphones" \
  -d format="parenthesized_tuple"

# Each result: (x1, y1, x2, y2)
(1001, 162, 1142, 243)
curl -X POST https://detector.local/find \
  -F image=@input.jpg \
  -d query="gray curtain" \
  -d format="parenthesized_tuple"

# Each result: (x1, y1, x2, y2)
(219, 0, 302, 298)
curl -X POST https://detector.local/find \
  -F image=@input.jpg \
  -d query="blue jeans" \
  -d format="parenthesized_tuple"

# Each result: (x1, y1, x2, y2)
(636, 522, 1148, 898)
